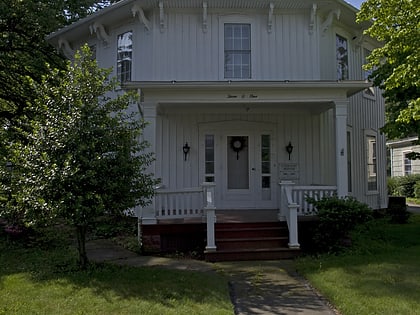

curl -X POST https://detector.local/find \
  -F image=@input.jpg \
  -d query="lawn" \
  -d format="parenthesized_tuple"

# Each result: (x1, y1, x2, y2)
(296, 214, 420, 315)
(0, 238, 232, 315)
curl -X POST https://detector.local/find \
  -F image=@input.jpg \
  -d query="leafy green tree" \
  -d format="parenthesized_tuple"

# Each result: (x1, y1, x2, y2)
(3, 45, 156, 268)
(357, 0, 420, 146)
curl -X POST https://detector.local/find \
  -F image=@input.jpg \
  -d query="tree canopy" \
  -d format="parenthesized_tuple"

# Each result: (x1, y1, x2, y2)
(0, 0, 118, 127)
(2, 46, 156, 267)
(357, 0, 420, 142)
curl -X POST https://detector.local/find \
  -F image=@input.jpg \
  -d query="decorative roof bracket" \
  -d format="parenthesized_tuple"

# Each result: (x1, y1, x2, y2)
(268, 2, 274, 33)
(89, 22, 110, 44)
(159, 1, 165, 33)
(58, 38, 74, 59)
(321, 9, 340, 35)
(309, 4, 317, 34)
(202, 2, 208, 33)
(132, 4, 151, 31)
(352, 30, 365, 48)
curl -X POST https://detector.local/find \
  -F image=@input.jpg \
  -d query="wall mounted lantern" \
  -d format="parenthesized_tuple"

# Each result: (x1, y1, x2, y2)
(286, 141, 294, 160)
(183, 142, 190, 161)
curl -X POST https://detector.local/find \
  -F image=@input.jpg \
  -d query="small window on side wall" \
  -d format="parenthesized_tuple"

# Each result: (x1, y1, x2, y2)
(117, 31, 133, 82)
(404, 152, 412, 176)
(336, 34, 349, 80)
(366, 133, 377, 192)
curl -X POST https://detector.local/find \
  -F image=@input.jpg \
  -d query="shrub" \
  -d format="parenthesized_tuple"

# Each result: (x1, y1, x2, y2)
(388, 175, 420, 197)
(306, 196, 373, 253)
(415, 182, 420, 199)
(387, 196, 410, 224)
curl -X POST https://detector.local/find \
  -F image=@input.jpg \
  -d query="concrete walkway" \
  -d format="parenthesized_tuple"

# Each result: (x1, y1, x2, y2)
(86, 239, 337, 315)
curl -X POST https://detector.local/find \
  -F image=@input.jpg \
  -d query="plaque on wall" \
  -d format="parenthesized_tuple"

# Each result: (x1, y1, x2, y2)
(279, 163, 299, 180)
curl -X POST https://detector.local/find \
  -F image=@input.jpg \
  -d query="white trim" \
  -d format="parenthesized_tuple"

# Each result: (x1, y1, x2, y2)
(218, 14, 256, 80)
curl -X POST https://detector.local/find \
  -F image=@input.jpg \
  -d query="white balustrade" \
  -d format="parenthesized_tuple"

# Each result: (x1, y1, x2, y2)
(155, 187, 204, 218)
(291, 186, 337, 215)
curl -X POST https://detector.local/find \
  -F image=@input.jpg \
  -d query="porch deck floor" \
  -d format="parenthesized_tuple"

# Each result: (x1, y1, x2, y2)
(156, 209, 316, 224)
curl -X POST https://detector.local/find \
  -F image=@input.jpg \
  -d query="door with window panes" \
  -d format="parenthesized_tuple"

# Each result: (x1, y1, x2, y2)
(203, 129, 275, 209)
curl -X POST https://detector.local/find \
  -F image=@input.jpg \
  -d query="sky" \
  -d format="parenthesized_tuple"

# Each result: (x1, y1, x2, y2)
(345, 0, 364, 9)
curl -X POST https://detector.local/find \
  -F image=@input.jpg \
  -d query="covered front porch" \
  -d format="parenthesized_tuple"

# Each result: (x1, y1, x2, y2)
(137, 183, 337, 260)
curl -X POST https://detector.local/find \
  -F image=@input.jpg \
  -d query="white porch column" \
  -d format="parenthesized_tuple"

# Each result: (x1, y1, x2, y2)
(140, 102, 158, 224)
(334, 100, 349, 197)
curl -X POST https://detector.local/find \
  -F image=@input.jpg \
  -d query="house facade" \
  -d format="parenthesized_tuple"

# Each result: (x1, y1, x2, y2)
(48, 0, 387, 256)
(387, 137, 420, 177)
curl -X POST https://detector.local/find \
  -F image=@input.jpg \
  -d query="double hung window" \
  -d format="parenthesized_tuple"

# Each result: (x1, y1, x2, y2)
(224, 24, 251, 79)
(117, 31, 133, 82)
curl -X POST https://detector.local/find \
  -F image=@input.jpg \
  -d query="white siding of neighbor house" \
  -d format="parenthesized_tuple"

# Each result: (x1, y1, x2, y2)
(390, 145, 420, 177)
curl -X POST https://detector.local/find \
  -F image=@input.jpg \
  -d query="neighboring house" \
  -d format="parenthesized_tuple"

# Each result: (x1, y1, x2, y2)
(387, 137, 420, 177)
(48, 0, 387, 260)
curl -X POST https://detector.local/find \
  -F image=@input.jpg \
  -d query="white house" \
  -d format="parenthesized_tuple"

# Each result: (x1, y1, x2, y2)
(48, 0, 387, 260)
(387, 137, 420, 177)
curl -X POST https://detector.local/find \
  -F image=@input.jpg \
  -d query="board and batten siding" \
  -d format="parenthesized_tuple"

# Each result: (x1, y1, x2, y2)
(154, 109, 335, 191)
(84, 8, 323, 82)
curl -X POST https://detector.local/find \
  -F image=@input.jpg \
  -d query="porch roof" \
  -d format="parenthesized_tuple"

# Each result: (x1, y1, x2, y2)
(124, 80, 371, 97)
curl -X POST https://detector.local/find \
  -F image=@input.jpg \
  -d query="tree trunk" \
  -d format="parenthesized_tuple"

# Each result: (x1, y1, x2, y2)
(76, 224, 89, 269)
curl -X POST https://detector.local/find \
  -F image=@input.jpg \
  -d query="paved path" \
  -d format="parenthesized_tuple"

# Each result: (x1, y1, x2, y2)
(86, 239, 337, 315)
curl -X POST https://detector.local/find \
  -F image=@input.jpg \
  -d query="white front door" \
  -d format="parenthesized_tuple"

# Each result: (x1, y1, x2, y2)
(200, 122, 276, 209)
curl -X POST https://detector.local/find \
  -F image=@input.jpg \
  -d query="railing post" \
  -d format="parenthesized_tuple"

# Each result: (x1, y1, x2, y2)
(288, 203, 300, 248)
(202, 182, 217, 252)
(278, 181, 300, 249)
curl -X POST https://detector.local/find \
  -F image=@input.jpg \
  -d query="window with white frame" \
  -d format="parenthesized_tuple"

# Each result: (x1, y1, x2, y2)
(404, 152, 412, 176)
(336, 34, 349, 80)
(224, 24, 251, 79)
(363, 48, 375, 97)
(205, 135, 215, 182)
(117, 31, 133, 82)
(366, 133, 377, 191)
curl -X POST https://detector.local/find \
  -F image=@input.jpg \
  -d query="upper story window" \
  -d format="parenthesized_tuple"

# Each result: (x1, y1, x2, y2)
(363, 48, 375, 97)
(224, 24, 251, 79)
(336, 34, 349, 80)
(117, 31, 133, 82)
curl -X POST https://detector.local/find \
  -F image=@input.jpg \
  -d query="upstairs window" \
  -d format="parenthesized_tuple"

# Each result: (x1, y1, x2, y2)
(224, 24, 251, 79)
(363, 48, 375, 97)
(336, 34, 348, 80)
(117, 31, 133, 82)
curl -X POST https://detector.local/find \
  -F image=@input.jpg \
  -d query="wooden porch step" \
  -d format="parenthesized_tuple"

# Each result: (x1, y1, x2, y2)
(216, 236, 289, 250)
(205, 247, 300, 262)
(215, 226, 287, 239)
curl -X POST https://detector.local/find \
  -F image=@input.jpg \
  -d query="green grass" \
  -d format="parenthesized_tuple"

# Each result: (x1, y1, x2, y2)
(296, 214, 420, 315)
(0, 239, 232, 315)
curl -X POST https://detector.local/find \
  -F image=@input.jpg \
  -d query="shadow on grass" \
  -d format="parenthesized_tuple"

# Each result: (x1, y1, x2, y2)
(0, 237, 231, 312)
(296, 214, 420, 313)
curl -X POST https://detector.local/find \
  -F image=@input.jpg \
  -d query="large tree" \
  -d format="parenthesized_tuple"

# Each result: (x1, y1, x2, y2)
(357, 0, 420, 143)
(0, 0, 118, 127)
(3, 46, 156, 268)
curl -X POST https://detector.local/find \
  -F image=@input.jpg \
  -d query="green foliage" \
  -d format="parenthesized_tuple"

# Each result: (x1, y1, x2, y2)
(387, 196, 410, 224)
(1, 45, 157, 267)
(387, 174, 420, 197)
(414, 182, 420, 199)
(306, 196, 373, 253)
(357, 0, 420, 140)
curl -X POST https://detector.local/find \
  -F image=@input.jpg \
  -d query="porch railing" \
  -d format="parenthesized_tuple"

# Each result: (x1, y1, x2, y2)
(155, 187, 204, 219)
(279, 182, 337, 249)
(291, 185, 337, 215)
(154, 183, 217, 251)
